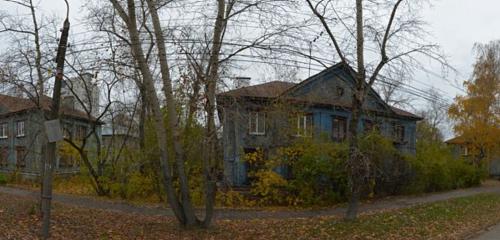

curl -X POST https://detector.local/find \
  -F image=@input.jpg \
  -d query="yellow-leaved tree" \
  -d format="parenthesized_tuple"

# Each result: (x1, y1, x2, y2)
(449, 41, 500, 165)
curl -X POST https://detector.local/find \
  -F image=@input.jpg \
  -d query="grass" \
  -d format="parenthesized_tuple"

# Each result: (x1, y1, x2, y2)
(1, 192, 500, 239)
(309, 194, 500, 239)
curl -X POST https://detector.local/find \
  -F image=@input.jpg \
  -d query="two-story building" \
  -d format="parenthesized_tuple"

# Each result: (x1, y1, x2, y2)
(0, 94, 101, 178)
(217, 64, 423, 186)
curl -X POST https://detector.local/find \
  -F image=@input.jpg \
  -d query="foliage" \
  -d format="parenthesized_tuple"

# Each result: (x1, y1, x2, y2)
(281, 139, 349, 206)
(52, 175, 95, 196)
(2, 190, 500, 239)
(404, 137, 486, 194)
(244, 134, 402, 206)
(360, 131, 411, 197)
(217, 190, 255, 207)
(0, 173, 6, 185)
(243, 131, 486, 207)
(416, 120, 443, 144)
(448, 40, 500, 164)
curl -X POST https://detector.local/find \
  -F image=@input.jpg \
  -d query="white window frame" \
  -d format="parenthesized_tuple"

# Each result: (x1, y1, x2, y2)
(249, 112, 265, 135)
(16, 121, 25, 137)
(0, 123, 7, 139)
(295, 114, 313, 137)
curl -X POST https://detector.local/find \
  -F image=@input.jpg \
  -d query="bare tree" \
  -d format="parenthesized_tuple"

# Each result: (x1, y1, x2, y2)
(94, 0, 295, 227)
(304, 0, 446, 220)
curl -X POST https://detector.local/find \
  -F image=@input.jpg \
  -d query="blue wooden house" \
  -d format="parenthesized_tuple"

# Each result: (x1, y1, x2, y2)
(217, 64, 422, 186)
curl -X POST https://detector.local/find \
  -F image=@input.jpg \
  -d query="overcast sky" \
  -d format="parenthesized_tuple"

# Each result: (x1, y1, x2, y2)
(420, 0, 500, 97)
(4, 0, 500, 110)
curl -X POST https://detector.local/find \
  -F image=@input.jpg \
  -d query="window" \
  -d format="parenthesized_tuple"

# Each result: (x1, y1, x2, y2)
(336, 86, 344, 97)
(292, 114, 313, 137)
(76, 126, 87, 140)
(63, 127, 70, 139)
(16, 146, 26, 168)
(16, 121, 25, 137)
(249, 112, 265, 135)
(363, 120, 379, 133)
(332, 116, 347, 141)
(0, 147, 8, 167)
(393, 124, 405, 143)
(463, 146, 470, 156)
(0, 123, 8, 139)
(59, 155, 74, 168)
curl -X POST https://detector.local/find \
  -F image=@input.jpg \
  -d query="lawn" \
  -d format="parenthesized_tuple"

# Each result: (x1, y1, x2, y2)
(0, 193, 499, 239)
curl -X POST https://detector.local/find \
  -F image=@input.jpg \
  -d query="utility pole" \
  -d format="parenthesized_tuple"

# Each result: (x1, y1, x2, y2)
(40, 1, 70, 238)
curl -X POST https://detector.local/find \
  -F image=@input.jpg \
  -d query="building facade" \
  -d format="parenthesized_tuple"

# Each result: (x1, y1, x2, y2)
(446, 136, 500, 177)
(61, 73, 100, 118)
(0, 94, 100, 178)
(217, 64, 423, 186)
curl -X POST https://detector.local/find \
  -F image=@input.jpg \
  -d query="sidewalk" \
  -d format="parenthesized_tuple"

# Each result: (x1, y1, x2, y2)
(2, 181, 500, 220)
(472, 223, 500, 240)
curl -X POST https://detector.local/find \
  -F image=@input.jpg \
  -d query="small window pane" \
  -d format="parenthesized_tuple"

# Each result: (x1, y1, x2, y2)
(257, 113, 266, 134)
(17, 121, 25, 137)
(0, 123, 7, 138)
(294, 114, 313, 137)
(332, 117, 347, 141)
(393, 124, 405, 143)
(249, 112, 265, 135)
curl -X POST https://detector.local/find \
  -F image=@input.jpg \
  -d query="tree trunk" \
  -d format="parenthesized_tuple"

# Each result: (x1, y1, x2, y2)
(138, 85, 146, 151)
(145, 0, 198, 226)
(201, 0, 226, 227)
(345, 92, 363, 220)
(345, 0, 366, 221)
(109, 0, 187, 224)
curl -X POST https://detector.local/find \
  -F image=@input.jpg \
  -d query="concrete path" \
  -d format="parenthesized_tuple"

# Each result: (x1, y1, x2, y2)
(472, 224, 500, 240)
(2, 182, 500, 220)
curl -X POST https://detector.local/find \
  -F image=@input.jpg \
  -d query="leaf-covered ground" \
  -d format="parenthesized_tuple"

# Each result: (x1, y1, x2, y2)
(0, 192, 499, 239)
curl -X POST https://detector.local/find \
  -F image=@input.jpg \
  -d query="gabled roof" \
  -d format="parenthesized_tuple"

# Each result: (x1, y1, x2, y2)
(0, 94, 98, 122)
(281, 62, 347, 96)
(220, 81, 296, 98)
(218, 64, 423, 120)
(445, 136, 468, 145)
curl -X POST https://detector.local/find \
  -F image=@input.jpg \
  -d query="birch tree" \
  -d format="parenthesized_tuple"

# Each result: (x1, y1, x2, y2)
(449, 41, 500, 165)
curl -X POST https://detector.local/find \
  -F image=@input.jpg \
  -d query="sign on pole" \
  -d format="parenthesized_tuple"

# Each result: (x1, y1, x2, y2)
(44, 119, 64, 143)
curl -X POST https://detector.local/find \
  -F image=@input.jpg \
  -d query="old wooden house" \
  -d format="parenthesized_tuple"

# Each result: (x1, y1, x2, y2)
(446, 136, 500, 177)
(217, 64, 423, 186)
(0, 94, 100, 178)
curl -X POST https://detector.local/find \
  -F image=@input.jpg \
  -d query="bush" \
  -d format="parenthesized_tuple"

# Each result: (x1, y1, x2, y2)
(244, 131, 487, 207)
(0, 173, 6, 185)
(282, 140, 349, 205)
(244, 139, 349, 206)
(404, 140, 486, 194)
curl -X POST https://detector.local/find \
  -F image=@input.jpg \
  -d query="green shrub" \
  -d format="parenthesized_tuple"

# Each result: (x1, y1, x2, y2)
(404, 140, 486, 194)
(244, 139, 349, 206)
(245, 131, 486, 207)
(0, 173, 6, 185)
